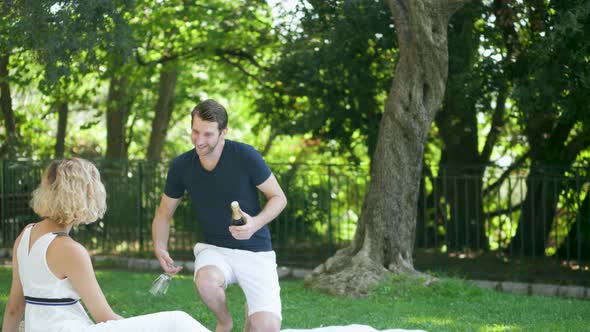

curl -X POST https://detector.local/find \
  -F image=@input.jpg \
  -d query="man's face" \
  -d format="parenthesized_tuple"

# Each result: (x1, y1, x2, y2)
(191, 116, 226, 157)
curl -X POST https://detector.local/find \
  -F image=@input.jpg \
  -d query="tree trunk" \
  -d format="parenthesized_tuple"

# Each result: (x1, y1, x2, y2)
(305, 0, 469, 297)
(558, 185, 590, 260)
(509, 111, 583, 255)
(0, 52, 17, 157)
(54, 100, 68, 158)
(510, 127, 590, 256)
(510, 164, 563, 256)
(147, 64, 178, 160)
(106, 74, 132, 160)
(435, 3, 487, 251)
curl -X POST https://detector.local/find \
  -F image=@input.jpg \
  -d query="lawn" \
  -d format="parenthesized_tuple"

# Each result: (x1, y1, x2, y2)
(0, 267, 589, 331)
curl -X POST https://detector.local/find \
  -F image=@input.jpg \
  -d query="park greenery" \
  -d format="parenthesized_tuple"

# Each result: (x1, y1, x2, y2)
(1, 1, 589, 294)
(1, 268, 590, 331)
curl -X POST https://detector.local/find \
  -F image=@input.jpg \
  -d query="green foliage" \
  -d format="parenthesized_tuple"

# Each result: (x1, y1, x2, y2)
(254, 0, 397, 163)
(270, 163, 366, 253)
(511, 0, 590, 163)
(10, 0, 133, 87)
(0, 0, 284, 160)
(112, 0, 280, 160)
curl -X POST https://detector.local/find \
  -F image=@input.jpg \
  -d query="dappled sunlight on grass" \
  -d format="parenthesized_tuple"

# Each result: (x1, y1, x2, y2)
(406, 316, 454, 326)
(479, 324, 521, 332)
(406, 316, 521, 332)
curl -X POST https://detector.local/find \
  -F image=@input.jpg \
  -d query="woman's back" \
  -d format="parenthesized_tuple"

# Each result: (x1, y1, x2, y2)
(17, 224, 92, 332)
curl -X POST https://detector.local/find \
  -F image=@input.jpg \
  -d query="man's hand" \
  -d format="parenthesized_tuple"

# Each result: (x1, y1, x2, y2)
(154, 248, 183, 275)
(229, 209, 261, 240)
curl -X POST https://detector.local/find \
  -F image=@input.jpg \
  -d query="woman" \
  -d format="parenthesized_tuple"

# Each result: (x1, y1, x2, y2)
(2, 158, 210, 332)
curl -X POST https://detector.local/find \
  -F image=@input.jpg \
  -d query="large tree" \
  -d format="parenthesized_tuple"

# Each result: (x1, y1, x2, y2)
(508, 0, 590, 256)
(0, 53, 17, 157)
(430, 0, 521, 251)
(146, 63, 178, 160)
(306, 0, 471, 296)
(426, 3, 488, 251)
(0, 3, 22, 157)
(254, 0, 396, 165)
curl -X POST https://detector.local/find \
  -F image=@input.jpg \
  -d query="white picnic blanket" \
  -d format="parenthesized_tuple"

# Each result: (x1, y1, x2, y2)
(281, 325, 426, 332)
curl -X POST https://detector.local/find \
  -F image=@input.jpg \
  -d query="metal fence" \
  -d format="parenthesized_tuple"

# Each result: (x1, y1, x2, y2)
(1, 160, 589, 273)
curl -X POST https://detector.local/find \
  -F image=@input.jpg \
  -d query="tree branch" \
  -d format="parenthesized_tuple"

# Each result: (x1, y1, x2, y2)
(549, 116, 577, 151)
(562, 130, 590, 163)
(480, 83, 508, 163)
(483, 151, 530, 196)
(486, 202, 524, 218)
(216, 53, 273, 90)
(135, 45, 205, 66)
(125, 109, 139, 152)
(214, 48, 266, 70)
(443, 0, 476, 16)
(136, 45, 268, 73)
(261, 127, 277, 157)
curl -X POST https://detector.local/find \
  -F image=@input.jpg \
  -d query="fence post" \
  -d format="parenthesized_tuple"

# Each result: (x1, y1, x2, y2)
(327, 164, 333, 255)
(1, 160, 5, 246)
(576, 168, 582, 263)
(138, 162, 144, 252)
(587, 169, 590, 262)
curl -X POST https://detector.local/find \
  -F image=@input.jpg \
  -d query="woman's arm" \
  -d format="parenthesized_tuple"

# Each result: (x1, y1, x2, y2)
(49, 238, 123, 323)
(2, 235, 25, 332)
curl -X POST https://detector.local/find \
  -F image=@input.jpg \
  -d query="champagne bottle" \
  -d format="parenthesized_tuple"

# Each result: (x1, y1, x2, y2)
(230, 201, 245, 226)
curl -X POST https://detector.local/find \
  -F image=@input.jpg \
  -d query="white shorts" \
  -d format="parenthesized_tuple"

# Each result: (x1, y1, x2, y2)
(193, 243, 282, 320)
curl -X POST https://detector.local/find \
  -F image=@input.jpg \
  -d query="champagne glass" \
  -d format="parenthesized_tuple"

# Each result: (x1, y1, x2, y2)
(149, 264, 177, 296)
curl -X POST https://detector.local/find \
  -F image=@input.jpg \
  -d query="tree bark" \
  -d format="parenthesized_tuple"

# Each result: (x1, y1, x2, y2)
(54, 100, 68, 158)
(106, 73, 133, 160)
(306, 0, 470, 297)
(0, 52, 17, 157)
(147, 64, 178, 160)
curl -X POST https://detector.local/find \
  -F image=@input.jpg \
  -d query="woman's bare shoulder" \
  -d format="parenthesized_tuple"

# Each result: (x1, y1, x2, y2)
(50, 235, 89, 258)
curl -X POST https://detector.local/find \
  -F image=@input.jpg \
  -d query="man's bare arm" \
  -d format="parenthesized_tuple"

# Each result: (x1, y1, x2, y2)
(152, 194, 183, 274)
(229, 174, 287, 240)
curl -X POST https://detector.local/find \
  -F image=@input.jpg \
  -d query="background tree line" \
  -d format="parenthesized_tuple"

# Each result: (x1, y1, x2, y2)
(1, 0, 589, 294)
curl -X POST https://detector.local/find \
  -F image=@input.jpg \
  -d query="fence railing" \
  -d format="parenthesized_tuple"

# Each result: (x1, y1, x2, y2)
(1, 160, 589, 272)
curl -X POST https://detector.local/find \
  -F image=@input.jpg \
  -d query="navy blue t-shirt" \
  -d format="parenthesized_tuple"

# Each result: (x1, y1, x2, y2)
(164, 140, 272, 252)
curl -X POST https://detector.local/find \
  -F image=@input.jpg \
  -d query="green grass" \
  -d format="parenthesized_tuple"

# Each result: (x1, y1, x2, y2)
(1, 267, 589, 331)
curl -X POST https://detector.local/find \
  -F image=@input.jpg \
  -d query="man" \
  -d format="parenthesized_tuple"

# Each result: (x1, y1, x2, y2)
(152, 99, 287, 332)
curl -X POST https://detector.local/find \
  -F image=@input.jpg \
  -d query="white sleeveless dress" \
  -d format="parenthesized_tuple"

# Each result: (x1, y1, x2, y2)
(17, 225, 210, 332)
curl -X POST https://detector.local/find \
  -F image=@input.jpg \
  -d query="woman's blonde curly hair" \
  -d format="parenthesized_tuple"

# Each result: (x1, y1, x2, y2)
(30, 158, 106, 225)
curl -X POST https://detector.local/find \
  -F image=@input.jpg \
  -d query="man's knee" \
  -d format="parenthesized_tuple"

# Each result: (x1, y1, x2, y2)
(247, 312, 280, 332)
(194, 265, 225, 296)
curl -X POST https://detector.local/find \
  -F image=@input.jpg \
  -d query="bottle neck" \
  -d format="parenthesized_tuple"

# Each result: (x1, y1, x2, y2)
(231, 206, 242, 220)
